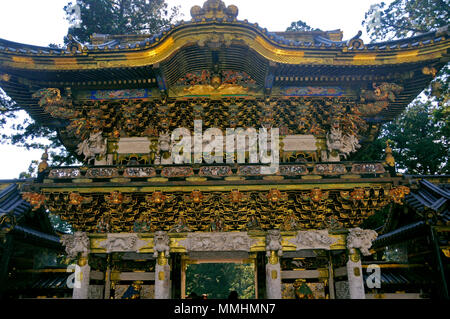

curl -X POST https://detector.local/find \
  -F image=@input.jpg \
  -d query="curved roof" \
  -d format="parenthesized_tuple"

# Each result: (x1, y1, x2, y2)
(0, 0, 448, 131)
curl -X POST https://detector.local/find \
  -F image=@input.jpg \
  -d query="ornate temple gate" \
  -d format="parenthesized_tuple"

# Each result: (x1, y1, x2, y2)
(59, 228, 377, 299)
(2, 0, 447, 300)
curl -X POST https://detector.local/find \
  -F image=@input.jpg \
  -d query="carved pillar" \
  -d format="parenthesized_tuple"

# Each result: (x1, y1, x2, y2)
(345, 228, 378, 299)
(60, 231, 91, 299)
(155, 251, 171, 299)
(153, 231, 171, 299)
(265, 230, 283, 299)
(73, 253, 91, 299)
(266, 251, 282, 299)
(346, 248, 364, 299)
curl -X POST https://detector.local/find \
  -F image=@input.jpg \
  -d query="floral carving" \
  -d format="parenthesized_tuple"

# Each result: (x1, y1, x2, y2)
(22, 192, 46, 211)
(105, 191, 132, 205)
(388, 186, 410, 204)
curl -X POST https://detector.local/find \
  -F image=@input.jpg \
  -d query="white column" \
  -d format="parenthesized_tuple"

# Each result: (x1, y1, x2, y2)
(266, 251, 282, 299)
(346, 248, 365, 299)
(73, 253, 91, 299)
(155, 251, 171, 299)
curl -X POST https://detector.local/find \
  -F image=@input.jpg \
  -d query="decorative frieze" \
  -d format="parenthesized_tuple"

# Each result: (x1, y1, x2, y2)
(179, 232, 257, 252)
(313, 163, 347, 175)
(98, 234, 147, 253)
(161, 166, 194, 178)
(351, 163, 385, 174)
(85, 167, 119, 178)
(198, 166, 232, 177)
(288, 230, 337, 250)
(123, 167, 156, 178)
(48, 168, 81, 179)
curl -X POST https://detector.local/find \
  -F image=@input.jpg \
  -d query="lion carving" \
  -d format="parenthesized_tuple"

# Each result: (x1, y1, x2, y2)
(265, 229, 283, 257)
(347, 227, 378, 256)
(60, 231, 90, 258)
(153, 231, 170, 257)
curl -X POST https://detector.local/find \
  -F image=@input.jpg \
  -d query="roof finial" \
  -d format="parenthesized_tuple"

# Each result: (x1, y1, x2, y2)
(384, 140, 395, 167)
(38, 147, 49, 173)
(191, 0, 238, 21)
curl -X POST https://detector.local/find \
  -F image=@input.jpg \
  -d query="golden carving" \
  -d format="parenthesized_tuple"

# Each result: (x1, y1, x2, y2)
(271, 270, 278, 279)
(348, 248, 360, 262)
(388, 186, 410, 204)
(158, 271, 165, 281)
(78, 256, 88, 267)
(37, 148, 49, 173)
(157, 251, 168, 266)
(190, 0, 239, 21)
(385, 140, 395, 167)
(0, 73, 10, 82)
(268, 250, 279, 265)
(22, 192, 46, 211)
(353, 267, 361, 277)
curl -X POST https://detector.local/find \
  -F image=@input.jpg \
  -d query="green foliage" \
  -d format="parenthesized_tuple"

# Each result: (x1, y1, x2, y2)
(361, 0, 449, 175)
(385, 101, 449, 174)
(48, 212, 73, 234)
(64, 0, 180, 43)
(363, 0, 449, 42)
(286, 20, 321, 32)
(361, 205, 391, 230)
(186, 263, 255, 299)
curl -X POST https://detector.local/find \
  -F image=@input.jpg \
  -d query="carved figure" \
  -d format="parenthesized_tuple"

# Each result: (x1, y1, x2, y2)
(266, 229, 283, 257)
(347, 227, 378, 256)
(326, 127, 360, 160)
(76, 131, 106, 162)
(153, 231, 170, 257)
(60, 231, 90, 258)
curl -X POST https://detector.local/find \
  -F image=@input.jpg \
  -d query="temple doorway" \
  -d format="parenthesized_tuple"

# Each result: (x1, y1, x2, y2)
(181, 258, 257, 299)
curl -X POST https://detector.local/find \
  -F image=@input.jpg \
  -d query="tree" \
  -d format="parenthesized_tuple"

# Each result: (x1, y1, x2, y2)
(286, 19, 321, 32)
(362, 0, 449, 42)
(64, 0, 180, 43)
(386, 101, 448, 174)
(361, 0, 449, 175)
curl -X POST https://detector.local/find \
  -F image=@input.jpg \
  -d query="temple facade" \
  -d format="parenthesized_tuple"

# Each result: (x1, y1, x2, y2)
(0, 0, 448, 299)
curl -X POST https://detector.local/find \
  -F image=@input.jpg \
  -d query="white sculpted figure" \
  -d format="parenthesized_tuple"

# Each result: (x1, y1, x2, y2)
(76, 131, 106, 162)
(60, 231, 90, 258)
(347, 227, 378, 256)
(153, 231, 170, 257)
(266, 229, 283, 257)
(103, 236, 137, 252)
(326, 127, 360, 160)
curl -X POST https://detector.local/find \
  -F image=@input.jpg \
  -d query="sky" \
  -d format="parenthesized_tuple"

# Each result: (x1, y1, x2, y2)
(0, 0, 391, 179)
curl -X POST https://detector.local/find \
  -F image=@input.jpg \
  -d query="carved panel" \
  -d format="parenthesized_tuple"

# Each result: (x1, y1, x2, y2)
(98, 234, 147, 253)
(179, 232, 257, 252)
(288, 230, 337, 250)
